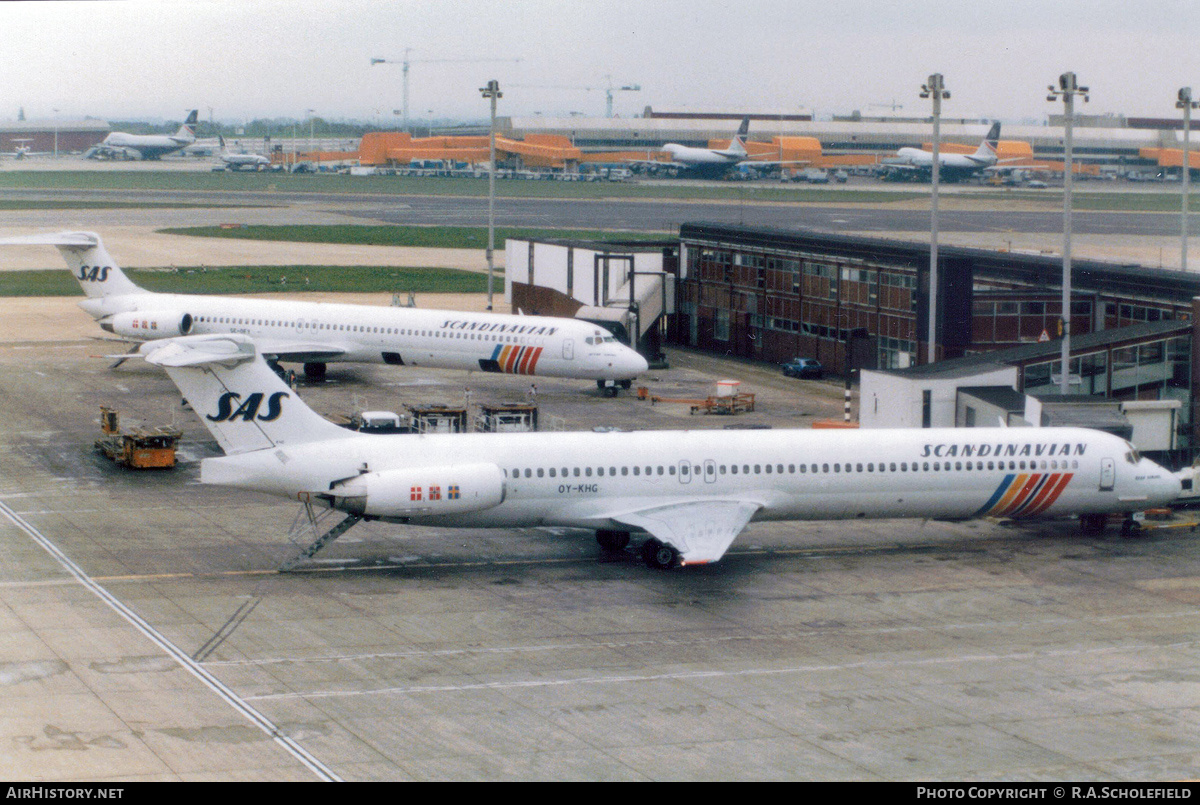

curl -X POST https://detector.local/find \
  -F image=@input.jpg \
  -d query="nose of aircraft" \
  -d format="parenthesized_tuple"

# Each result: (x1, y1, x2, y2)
(614, 346, 649, 378)
(1159, 464, 1185, 505)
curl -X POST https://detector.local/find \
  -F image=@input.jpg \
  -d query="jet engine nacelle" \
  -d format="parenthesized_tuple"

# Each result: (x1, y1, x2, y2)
(102, 310, 194, 339)
(329, 462, 506, 518)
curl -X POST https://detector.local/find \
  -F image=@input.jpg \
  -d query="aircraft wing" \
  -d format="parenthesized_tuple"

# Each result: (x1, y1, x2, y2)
(251, 337, 349, 362)
(606, 498, 763, 566)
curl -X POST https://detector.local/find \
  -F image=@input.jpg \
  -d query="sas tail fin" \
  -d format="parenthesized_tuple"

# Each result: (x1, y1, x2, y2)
(973, 121, 1001, 161)
(0, 231, 145, 298)
(142, 334, 355, 455)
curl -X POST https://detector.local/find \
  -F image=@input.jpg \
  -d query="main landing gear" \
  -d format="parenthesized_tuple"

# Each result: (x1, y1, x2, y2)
(1079, 512, 1144, 538)
(594, 530, 679, 569)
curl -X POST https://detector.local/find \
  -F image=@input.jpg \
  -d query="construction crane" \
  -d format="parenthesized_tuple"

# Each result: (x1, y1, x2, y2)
(509, 75, 641, 117)
(370, 49, 522, 132)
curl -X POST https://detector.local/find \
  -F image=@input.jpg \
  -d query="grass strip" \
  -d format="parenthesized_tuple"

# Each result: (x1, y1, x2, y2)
(0, 265, 492, 297)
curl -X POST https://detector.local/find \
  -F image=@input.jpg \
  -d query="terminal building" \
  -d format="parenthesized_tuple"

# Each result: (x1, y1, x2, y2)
(672, 222, 1199, 449)
(510, 222, 1200, 455)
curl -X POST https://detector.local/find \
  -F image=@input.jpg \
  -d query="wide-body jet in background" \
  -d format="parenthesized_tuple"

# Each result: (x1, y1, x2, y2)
(636, 117, 810, 178)
(881, 121, 1003, 182)
(84, 110, 199, 160)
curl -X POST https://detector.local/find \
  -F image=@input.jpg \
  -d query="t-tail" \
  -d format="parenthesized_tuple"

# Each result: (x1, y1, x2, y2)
(973, 121, 1001, 162)
(141, 334, 356, 455)
(0, 231, 144, 298)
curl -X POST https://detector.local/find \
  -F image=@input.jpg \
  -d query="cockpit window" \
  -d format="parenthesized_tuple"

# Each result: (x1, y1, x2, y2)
(1126, 450, 1140, 465)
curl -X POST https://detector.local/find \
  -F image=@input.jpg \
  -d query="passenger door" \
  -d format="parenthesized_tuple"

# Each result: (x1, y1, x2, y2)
(562, 338, 574, 360)
(1100, 457, 1115, 491)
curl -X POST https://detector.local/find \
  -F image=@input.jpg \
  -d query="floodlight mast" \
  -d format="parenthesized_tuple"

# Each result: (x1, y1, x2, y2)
(1047, 71, 1089, 396)
(1178, 87, 1199, 272)
(480, 80, 502, 311)
(920, 73, 949, 366)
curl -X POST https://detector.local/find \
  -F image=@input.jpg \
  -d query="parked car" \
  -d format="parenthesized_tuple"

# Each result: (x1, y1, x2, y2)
(781, 357, 824, 379)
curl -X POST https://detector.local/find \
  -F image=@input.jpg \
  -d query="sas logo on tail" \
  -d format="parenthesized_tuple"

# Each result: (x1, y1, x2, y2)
(207, 391, 289, 423)
(76, 265, 111, 282)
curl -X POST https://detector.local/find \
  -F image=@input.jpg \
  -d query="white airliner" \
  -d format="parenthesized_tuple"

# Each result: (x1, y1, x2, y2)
(642, 118, 808, 178)
(0, 231, 648, 384)
(217, 135, 271, 171)
(84, 110, 199, 160)
(881, 121, 1002, 182)
(142, 333, 1181, 570)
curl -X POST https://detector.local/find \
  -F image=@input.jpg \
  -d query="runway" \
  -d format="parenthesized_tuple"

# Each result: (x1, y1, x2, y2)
(0, 183, 1189, 237)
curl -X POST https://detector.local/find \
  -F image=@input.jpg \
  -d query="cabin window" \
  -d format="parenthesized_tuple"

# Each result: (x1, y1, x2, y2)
(573, 468, 580, 477)
(764, 464, 771, 474)
(621, 467, 628, 476)
(731, 465, 739, 474)
(536, 469, 544, 478)
(669, 466, 676, 475)
(549, 468, 557, 477)
(585, 467, 592, 477)
(524, 469, 532, 478)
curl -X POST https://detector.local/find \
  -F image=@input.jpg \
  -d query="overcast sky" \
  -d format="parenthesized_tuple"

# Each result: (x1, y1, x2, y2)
(3, 0, 1199, 125)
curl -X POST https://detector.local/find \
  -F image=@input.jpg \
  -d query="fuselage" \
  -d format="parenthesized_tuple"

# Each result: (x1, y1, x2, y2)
(662, 143, 741, 166)
(97, 132, 193, 160)
(222, 153, 270, 168)
(894, 147, 994, 170)
(203, 425, 1181, 532)
(82, 290, 648, 381)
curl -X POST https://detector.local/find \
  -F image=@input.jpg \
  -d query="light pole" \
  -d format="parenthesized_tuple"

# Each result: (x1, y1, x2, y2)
(1178, 87, 1198, 271)
(306, 109, 315, 164)
(1047, 72, 1089, 395)
(920, 74, 949, 365)
(480, 80, 502, 311)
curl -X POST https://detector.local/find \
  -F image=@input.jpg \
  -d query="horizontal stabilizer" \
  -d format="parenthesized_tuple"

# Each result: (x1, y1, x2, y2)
(144, 334, 352, 455)
(0, 231, 99, 248)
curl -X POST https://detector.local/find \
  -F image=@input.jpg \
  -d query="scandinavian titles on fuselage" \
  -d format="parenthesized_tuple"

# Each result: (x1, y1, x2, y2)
(921, 441, 1087, 458)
